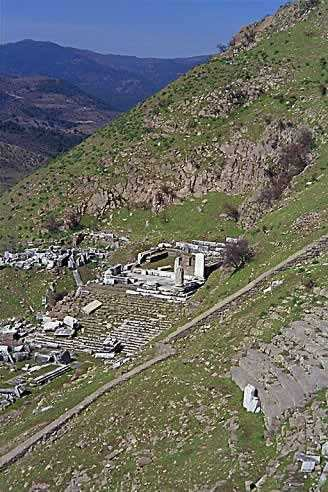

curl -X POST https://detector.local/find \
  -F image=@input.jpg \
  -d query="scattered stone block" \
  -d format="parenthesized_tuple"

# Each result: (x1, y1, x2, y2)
(301, 460, 315, 473)
(296, 452, 320, 473)
(32, 365, 71, 386)
(63, 316, 79, 329)
(322, 442, 328, 458)
(243, 384, 261, 413)
(55, 326, 75, 337)
(43, 320, 62, 332)
(73, 269, 83, 287)
(82, 300, 103, 315)
(95, 352, 116, 360)
(245, 481, 257, 491)
(319, 463, 328, 486)
(54, 350, 72, 365)
(34, 353, 53, 364)
(263, 279, 284, 294)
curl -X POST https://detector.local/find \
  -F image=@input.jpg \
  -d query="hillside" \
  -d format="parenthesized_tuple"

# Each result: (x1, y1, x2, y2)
(1, 0, 328, 490)
(0, 0, 326, 248)
(0, 75, 117, 190)
(0, 142, 45, 194)
(0, 40, 209, 111)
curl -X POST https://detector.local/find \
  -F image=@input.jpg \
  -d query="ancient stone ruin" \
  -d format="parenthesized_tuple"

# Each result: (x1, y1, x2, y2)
(1, 237, 238, 377)
(0, 319, 74, 410)
(103, 239, 228, 303)
(231, 306, 328, 430)
(0, 246, 109, 271)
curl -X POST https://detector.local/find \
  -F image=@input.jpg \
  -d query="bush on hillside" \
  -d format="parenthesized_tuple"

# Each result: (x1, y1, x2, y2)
(223, 203, 240, 222)
(223, 238, 255, 271)
(43, 215, 61, 233)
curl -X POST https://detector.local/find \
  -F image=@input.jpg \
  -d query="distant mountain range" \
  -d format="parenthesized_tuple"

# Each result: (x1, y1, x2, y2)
(0, 74, 117, 192)
(0, 40, 209, 191)
(0, 40, 210, 111)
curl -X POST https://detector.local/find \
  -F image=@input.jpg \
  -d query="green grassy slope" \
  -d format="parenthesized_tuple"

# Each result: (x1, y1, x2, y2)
(0, 0, 326, 250)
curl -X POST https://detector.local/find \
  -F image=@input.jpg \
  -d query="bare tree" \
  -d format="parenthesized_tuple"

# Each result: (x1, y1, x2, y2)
(223, 238, 254, 271)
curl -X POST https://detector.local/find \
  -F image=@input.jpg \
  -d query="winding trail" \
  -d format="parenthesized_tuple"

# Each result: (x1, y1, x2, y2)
(1, 234, 327, 470)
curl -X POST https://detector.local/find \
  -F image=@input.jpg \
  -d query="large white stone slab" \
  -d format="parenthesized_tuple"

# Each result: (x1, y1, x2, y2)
(243, 384, 261, 413)
(194, 253, 205, 278)
(82, 300, 103, 315)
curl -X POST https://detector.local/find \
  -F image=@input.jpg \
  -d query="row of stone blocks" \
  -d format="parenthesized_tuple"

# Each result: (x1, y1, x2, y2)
(231, 307, 328, 429)
(30, 285, 182, 357)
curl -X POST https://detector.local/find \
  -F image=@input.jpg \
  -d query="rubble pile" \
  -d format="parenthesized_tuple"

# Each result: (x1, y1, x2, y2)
(41, 315, 80, 338)
(0, 343, 31, 364)
(94, 335, 124, 360)
(0, 384, 26, 409)
(0, 246, 109, 271)
(0, 319, 35, 364)
(0, 317, 75, 409)
(74, 231, 129, 248)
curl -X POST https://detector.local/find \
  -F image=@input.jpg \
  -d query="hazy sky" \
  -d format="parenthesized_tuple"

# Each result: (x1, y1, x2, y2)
(1, 0, 285, 58)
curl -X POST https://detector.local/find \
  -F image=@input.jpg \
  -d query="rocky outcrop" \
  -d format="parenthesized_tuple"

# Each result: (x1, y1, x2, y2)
(85, 189, 124, 216)
(227, 0, 319, 56)
(64, 119, 313, 220)
(197, 68, 284, 120)
(219, 121, 312, 194)
(231, 306, 328, 430)
(218, 121, 313, 228)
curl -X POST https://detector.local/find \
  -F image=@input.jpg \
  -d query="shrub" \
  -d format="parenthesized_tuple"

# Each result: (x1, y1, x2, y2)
(223, 203, 240, 222)
(43, 215, 61, 232)
(223, 238, 255, 271)
(63, 210, 81, 230)
(303, 277, 315, 290)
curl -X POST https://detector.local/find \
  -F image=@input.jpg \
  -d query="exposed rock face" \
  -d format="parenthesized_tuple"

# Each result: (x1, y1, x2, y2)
(220, 121, 312, 195)
(68, 119, 312, 219)
(235, 122, 313, 227)
(86, 190, 113, 216)
(84, 168, 222, 215)
(197, 68, 283, 120)
(231, 305, 328, 430)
